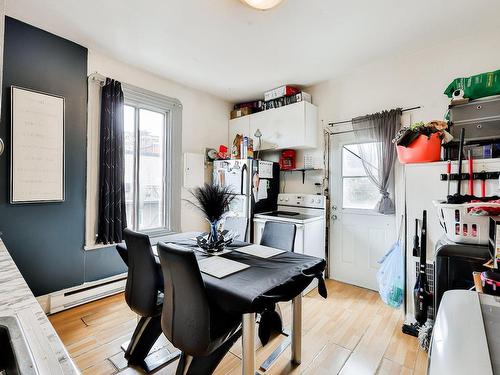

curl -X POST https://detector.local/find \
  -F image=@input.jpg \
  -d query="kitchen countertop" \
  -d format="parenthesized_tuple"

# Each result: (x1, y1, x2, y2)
(0, 238, 79, 374)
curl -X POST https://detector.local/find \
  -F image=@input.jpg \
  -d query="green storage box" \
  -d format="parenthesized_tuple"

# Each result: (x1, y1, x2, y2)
(444, 69, 500, 100)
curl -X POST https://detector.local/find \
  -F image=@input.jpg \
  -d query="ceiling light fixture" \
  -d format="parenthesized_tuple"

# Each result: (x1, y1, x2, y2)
(241, 0, 284, 10)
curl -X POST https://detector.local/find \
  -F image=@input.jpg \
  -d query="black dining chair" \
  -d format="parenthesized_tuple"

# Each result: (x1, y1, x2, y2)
(223, 216, 248, 241)
(157, 242, 242, 374)
(116, 229, 179, 373)
(260, 221, 297, 251)
(256, 221, 297, 367)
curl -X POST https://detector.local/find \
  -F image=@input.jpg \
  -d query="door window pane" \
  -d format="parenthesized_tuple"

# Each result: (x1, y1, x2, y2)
(342, 144, 378, 177)
(138, 109, 165, 230)
(124, 105, 136, 228)
(342, 143, 380, 210)
(342, 177, 380, 209)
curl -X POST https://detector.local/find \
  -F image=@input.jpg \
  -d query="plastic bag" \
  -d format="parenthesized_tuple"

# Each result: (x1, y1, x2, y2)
(377, 241, 404, 308)
(444, 69, 500, 100)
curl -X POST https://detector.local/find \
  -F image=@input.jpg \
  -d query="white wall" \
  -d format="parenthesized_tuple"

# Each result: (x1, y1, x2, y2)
(283, 25, 500, 197)
(88, 51, 232, 232)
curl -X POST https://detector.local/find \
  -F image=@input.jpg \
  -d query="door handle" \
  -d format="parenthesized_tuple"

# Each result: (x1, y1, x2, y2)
(332, 205, 337, 211)
(331, 214, 338, 221)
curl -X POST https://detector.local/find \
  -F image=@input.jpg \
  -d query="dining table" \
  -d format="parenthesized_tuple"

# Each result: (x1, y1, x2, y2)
(120, 232, 327, 375)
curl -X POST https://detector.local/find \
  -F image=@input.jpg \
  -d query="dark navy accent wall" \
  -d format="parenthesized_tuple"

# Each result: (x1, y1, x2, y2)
(0, 17, 126, 296)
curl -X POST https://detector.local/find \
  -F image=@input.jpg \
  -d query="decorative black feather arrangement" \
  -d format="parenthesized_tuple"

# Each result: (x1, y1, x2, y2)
(187, 183, 235, 222)
(186, 184, 236, 252)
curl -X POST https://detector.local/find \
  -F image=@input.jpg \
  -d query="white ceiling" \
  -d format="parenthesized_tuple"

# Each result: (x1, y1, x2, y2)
(6, 0, 500, 102)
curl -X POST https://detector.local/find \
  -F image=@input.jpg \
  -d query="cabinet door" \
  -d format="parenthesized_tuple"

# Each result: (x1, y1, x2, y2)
(304, 102, 318, 149)
(229, 116, 250, 146)
(250, 102, 305, 150)
(249, 110, 274, 151)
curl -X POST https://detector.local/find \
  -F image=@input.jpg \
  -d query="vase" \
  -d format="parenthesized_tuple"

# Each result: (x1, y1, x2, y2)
(196, 218, 232, 253)
(209, 219, 220, 244)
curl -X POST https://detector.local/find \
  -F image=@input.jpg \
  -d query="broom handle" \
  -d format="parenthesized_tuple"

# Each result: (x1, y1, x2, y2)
(457, 128, 465, 196)
(468, 150, 474, 196)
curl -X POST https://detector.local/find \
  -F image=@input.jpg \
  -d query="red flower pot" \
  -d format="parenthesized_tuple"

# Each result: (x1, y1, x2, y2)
(396, 133, 442, 164)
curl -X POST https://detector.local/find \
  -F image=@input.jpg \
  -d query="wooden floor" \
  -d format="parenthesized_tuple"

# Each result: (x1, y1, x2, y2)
(49, 280, 428, 375)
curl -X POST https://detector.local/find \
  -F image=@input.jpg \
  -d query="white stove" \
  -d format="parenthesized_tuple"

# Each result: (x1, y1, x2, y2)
(254, 193, 326, 258)
(254, 194, 326, 294)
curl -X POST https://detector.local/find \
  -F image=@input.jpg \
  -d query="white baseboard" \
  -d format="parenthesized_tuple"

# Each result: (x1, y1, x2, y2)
(41, 273, 127, 315)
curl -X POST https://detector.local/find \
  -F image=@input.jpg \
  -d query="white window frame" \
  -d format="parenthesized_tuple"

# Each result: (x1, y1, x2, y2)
(84, 79, 182, 250)
(124, 103, 170, 235)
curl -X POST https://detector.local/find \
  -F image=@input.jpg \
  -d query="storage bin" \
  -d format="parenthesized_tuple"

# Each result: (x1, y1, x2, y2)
(433, 200, 500, 245)
(481, 271, 500, 296)
(396, 133, 442, 164)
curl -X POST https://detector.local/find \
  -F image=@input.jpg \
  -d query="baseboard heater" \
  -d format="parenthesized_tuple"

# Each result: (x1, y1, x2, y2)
(48, 273, 127, 314)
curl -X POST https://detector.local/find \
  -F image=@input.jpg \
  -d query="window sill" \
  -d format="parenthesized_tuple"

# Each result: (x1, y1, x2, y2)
(147, 230, 177, 244)
(83, 230, 176, 251)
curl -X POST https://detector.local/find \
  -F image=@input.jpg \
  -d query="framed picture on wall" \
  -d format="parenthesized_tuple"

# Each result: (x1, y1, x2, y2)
(10, 86, 65, 203)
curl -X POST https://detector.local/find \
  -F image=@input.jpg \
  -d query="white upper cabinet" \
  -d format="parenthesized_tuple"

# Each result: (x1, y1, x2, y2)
(228, 101, 318, 150)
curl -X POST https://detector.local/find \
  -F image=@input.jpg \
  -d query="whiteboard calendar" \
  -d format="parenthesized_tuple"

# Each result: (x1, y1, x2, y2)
(11, 86, 65, 203)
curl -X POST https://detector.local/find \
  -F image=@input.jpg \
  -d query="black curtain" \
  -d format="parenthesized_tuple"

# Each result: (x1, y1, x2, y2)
(97, 78, 127, 244)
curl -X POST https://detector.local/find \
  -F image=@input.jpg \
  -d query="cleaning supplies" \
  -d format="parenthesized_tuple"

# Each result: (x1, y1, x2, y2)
(457, 128, 465, 197)
(418, 320, 434, 352)
(414, 210, 432, 325)
(447, 128, 467, 204)
(412, 219, 420, 257)
(446, 160, 451, 196)
(468, 150, 474, 196)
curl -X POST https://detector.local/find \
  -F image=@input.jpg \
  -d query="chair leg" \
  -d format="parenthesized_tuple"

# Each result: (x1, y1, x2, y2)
(175, 353, 193, 375)
(175, 328, 242, 375)
(123, 315, 180, 373)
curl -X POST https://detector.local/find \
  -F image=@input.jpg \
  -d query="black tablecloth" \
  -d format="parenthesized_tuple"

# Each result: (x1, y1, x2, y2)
(117, 233, 327, 371)
(163, 235, 327, 314)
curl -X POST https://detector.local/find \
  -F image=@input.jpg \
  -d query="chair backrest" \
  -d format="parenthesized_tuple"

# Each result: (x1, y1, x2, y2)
(123, 228, 160, 317)
(157, 243, 212, 356)
(260, 221, 297, 251)
(223, 216, 248, 241)
(116, 243, 128, 266)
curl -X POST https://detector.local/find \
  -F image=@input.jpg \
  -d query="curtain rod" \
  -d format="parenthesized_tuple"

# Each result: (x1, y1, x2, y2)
(88, 71, 107, 86)
(328, 106, 421, 126)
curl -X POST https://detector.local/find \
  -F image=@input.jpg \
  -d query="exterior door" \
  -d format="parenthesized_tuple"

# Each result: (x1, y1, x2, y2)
(329, 132, 396, 290)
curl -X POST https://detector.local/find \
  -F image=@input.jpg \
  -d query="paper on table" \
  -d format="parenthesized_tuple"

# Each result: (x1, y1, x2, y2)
(198, 256, 250, 278)
(236, 244, 285, 258)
